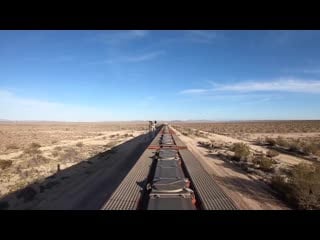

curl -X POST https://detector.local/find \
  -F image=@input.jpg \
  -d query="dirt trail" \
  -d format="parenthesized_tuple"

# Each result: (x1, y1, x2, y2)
(173, 128, 289, 210)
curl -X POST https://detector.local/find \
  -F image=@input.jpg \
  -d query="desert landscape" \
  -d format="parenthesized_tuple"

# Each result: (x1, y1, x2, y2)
(1, 120, 320, 210)
(1, 30, 320, 211)
(0, 121, 148, 209)
(172, 120, 320, 210)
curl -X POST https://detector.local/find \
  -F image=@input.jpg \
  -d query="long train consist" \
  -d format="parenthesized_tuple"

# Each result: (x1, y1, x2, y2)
(102, 124, 237, 210)
(146, 125, 196, 210)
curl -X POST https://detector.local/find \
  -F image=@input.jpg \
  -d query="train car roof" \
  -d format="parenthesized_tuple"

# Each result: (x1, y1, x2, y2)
(147, 197, 196, 210)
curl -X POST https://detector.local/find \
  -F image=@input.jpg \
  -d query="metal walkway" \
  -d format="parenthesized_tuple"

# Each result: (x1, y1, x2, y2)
(179, 148, 237, 210)
(101, 147, 155, 210)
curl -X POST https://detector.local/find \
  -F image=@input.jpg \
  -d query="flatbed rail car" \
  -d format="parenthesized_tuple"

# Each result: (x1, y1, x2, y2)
(102, 124, 237, 210)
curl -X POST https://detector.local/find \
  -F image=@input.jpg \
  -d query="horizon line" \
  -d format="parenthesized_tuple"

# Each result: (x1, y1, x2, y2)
(1, 119, 320, 123)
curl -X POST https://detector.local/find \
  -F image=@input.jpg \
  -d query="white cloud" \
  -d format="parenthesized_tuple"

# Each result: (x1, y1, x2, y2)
(0, 90, 112, 121)
(89, 50, 165, 64)
(180, 79, 320, 95)
(179, 89, 209, 94)
(217, 79, 320, 93)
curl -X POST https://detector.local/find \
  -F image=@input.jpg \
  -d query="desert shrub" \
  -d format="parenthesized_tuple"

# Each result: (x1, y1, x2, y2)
(182, 128, 193, 136)
(265, 137, 276, 146)
(253, 156, 275, 172)
(231, 143, 250, 161)
(51, 140, 58, 144)
(29, 154, 50, 166)
(0, 160, 13, 170)
(194, 130, 202, 137)
(102, 136, 107, 140)
(302, 143, 319, 155)
(271, 175, 292, 198)
(76, 142, 83, 147)
(23, 142, 42, 155)
(110, 134, 120, 138)
(198, 141, 211, 149)
(5, 143, 19, 150)
(266, 149, 280, 158)
(288, 140, 301, 152)
(209, 140, 216, 149)
(289, 163, 320, 209)
(59, 148, 79, 162)
(30, 142, 41, 149)
(255, 137, 265, 145)
(272, 163, 320, 209)
(275, 136, 289, 148)
(122, 133, 134, 138)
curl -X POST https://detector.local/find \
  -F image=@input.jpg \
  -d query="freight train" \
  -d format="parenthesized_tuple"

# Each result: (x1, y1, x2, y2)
(146, 125, 197, 210)
(102, 123, 237, 210)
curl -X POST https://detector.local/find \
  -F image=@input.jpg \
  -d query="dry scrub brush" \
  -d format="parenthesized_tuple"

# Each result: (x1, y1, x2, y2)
(271, 163, 320, 209)
(231, 142, 251, 161)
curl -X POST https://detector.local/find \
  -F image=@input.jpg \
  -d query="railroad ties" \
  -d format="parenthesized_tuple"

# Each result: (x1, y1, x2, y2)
(102, 124, 238, 210)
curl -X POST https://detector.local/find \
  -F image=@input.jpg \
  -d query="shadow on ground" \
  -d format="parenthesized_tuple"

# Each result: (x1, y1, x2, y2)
(205, 152, 250, 175)
(212, 175, 289, 209)
(204, 151, 290, 209)
(0, 132, 155, 210)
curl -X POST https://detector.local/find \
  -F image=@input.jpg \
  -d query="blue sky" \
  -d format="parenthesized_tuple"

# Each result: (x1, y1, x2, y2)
(0, 30, 320, 121)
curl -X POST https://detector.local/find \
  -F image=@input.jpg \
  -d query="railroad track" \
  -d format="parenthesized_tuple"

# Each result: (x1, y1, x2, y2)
(101, 124, 237, 210)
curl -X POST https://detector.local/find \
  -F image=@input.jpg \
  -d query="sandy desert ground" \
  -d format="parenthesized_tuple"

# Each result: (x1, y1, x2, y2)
(1, 120, 320, 210)
(172, 121, 320, 210)
(0, 122, 148, 203)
